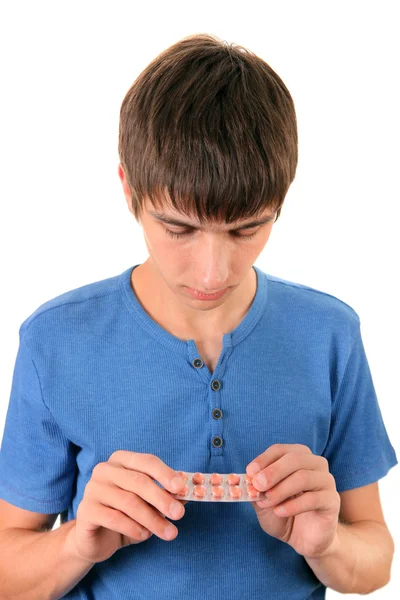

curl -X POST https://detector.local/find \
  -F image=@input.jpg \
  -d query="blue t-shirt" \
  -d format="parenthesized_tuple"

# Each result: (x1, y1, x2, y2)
(0, 264, 397, 599)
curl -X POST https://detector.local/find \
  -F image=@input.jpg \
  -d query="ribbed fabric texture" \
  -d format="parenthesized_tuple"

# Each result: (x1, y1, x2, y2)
(0, 264, 397, 599)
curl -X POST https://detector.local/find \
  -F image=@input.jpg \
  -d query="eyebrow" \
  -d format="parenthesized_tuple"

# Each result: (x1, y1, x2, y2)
(147, 210, 276, 230)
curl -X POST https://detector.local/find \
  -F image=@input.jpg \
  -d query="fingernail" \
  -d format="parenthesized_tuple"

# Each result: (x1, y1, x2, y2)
(164, 523, 177, 539)
(254, 473, 267, 490)
(170, 476, 184, 491)
(170, 502, 183, 519)
(141, 528, 151, 539)
(247, 462, 261, 477)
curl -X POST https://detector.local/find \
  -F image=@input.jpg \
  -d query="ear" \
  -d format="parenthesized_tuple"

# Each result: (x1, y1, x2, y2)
(118, 163, 130, 195)
(118, 163, 134, 215)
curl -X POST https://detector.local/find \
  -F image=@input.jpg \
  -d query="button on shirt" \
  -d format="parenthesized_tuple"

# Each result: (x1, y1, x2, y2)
(0, 264, 397, 600)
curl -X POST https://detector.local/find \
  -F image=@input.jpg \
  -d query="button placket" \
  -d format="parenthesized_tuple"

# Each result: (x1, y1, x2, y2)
(210, 378, 224, 451)
(187, 337, 233, 457)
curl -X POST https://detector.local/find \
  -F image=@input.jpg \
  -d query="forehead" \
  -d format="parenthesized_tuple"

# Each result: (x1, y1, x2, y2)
(143, 196, 275, 227)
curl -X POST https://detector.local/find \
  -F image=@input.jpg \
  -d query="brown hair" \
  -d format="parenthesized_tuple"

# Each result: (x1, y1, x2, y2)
(118, 33, 298, 225)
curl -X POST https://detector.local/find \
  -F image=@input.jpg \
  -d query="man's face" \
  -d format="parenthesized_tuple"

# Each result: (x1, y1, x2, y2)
(119, 165, 276, 308)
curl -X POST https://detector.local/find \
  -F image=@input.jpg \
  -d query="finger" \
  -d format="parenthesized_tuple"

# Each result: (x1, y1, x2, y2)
(247, 444, 313, 477)
(251, 453, 328, 492)
(154, 498, 187, 517)
(107, 451, 187, 494)
(112, 464, 184, 518)
(94, 463, 185, 530)
(104, 453, 187, 519)
(255, 470, 335, 508)
(92, 479, 180, 541)
(84, 500, 153, 543)
(271, 489, 340, 517)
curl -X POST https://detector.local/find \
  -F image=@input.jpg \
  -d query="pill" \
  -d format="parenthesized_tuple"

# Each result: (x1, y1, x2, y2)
(227, 473, 241, 486)
(193, 484, 207, 498)
(229, 485, 243, 499)
(174, 484, 190, 497)
(244, 474, 253, 486)
(246, 484, 261, 498)
(211, 485, 225, 499)
(192, 472, 206, 485)
(209, 473, 223, 485)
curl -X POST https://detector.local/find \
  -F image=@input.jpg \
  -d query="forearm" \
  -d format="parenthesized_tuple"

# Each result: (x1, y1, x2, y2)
(0, 519, 95, 600)
(304, 520, 395, 594)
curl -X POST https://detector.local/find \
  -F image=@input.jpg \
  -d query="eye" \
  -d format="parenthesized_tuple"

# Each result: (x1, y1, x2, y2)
(231, 229, 259, 239)
(165, 229, 193, 240)
(165, 228, 260, 240)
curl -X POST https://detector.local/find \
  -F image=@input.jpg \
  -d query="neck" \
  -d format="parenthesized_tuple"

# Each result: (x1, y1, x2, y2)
(131, 260, 257, 340)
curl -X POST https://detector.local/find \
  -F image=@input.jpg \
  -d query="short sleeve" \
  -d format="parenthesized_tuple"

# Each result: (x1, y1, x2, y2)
(0, 329, 77, 513)
(323, 319, 398, 493)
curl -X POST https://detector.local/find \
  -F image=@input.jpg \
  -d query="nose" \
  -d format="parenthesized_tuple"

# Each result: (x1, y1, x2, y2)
(194, 234, 230, 291)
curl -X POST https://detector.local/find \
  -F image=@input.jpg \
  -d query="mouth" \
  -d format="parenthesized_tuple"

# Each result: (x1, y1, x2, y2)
(184, 286, 230, 300)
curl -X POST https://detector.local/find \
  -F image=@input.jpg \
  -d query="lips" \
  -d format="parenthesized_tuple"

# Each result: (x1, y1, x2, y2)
(185, 286, 229, 300)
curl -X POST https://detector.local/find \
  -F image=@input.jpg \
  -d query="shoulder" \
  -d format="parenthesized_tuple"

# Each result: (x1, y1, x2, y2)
(266, 271, 359, 317)
(257, 267, 361, 342)
(18, 270, 123, 343)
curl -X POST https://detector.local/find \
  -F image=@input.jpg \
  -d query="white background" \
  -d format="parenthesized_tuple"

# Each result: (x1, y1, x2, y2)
(0, 1, 399, 597)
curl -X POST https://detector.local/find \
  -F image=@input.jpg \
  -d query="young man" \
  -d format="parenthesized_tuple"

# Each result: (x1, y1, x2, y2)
(0, 33, 397, 599)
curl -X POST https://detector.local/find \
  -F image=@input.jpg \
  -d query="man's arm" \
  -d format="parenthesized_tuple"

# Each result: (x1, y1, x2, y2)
(304, 519, 395, 594)
(0, 519, 95, 600)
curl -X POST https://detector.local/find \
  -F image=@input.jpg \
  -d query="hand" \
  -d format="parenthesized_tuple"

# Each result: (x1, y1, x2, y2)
(69, 452, 188, 564)
(247, 444, 340, 559)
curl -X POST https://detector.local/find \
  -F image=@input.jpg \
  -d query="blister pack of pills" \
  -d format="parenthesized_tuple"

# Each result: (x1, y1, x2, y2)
(170, 471, 267, 502)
